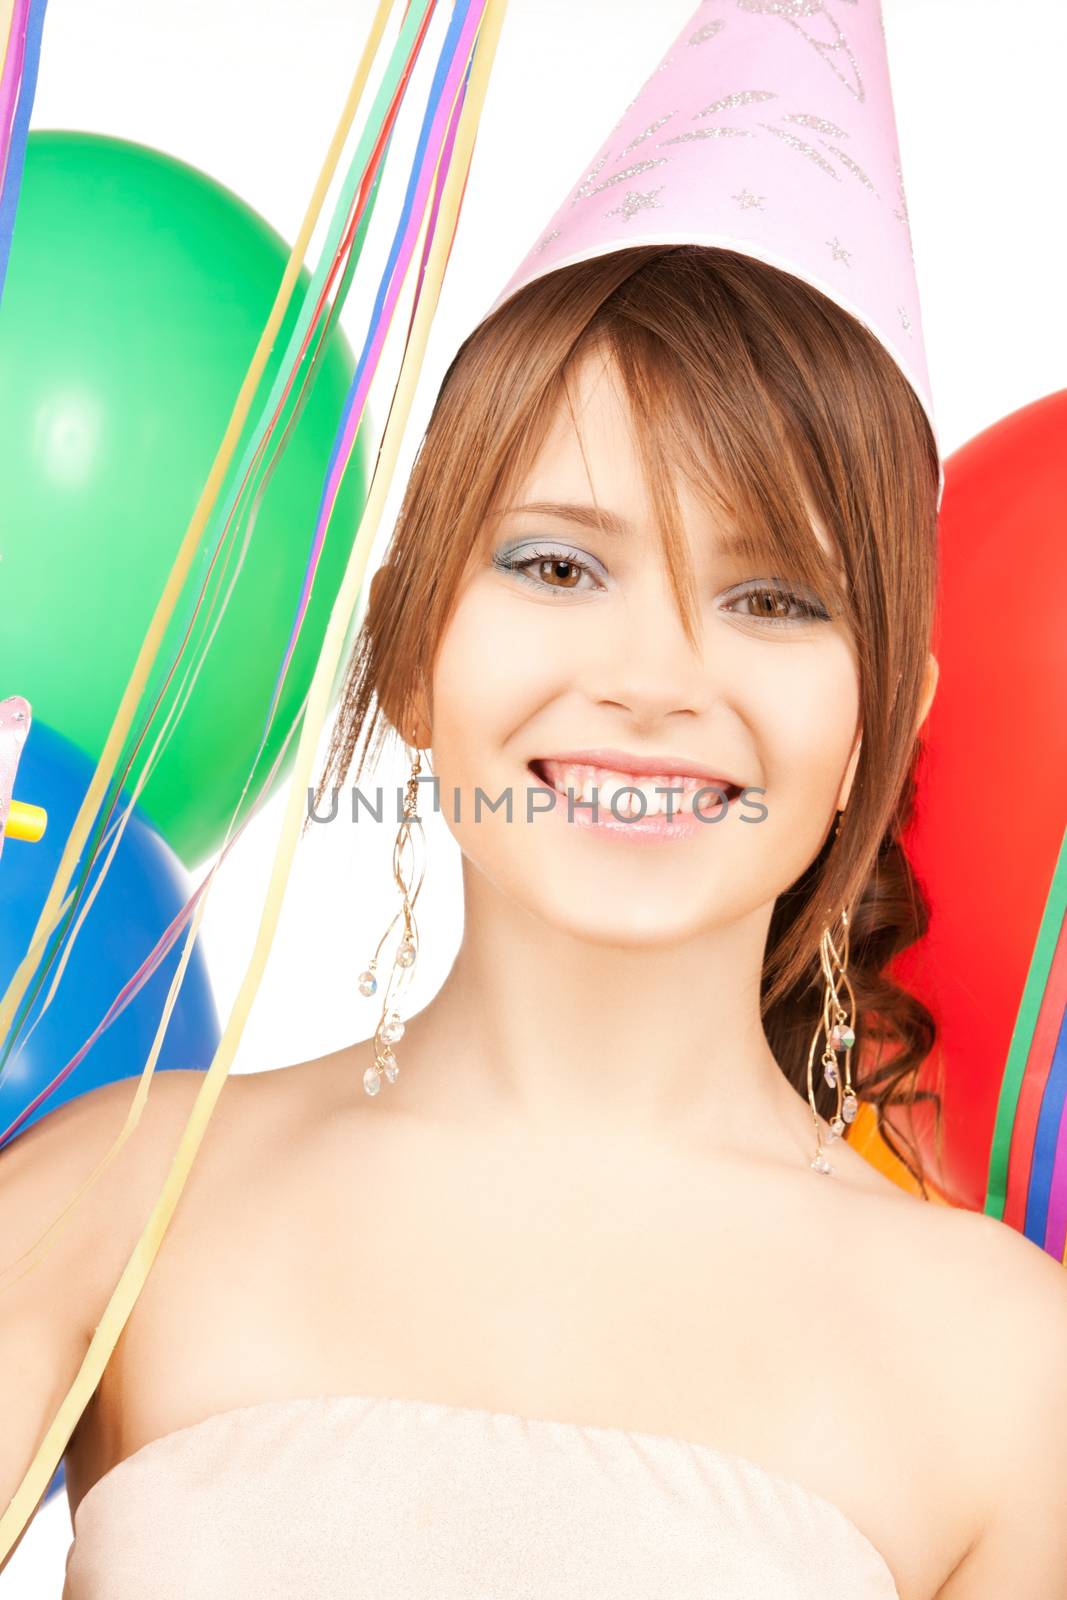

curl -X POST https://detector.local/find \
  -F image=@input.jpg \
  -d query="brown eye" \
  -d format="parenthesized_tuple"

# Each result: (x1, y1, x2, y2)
(535, 558, 582, 589)
(748, 588, 792, 619)
(493, 544, 603, 596)
(724, 584, 830, 623)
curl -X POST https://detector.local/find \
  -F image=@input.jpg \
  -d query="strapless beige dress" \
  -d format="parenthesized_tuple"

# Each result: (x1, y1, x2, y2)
(61, 1392, 900, 1598)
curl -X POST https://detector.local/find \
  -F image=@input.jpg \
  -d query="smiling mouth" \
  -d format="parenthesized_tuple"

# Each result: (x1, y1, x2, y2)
(527, 758, 742, 818)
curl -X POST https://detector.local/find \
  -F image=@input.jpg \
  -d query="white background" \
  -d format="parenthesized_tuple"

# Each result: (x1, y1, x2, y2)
(5, 0, 1065, 1590)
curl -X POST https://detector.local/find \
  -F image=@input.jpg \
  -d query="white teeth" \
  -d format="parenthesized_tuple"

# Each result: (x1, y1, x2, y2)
(639, 780, 677, 816)
(539, 761, 729, 818)
(597, 777, 632, 813)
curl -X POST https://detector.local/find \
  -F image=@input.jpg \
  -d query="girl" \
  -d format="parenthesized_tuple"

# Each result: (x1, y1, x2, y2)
(5, 4, 1067, 1598)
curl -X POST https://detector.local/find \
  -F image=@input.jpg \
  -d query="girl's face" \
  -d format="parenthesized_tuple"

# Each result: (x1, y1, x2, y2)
(420, 346, 861, 948)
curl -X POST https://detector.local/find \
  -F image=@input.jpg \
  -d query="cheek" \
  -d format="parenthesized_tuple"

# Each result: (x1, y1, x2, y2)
(427, 584, 543, 781)
(429, 570, 587, 736)
(748, 641, 860, 826)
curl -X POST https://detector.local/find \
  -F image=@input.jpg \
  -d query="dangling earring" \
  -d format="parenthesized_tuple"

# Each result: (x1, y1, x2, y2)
(356, 750, 427, 1097)
(806, 903, 858, 1176)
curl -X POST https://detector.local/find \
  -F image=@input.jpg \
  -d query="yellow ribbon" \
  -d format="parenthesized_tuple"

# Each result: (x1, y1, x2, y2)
(0, 0, 509, 1556)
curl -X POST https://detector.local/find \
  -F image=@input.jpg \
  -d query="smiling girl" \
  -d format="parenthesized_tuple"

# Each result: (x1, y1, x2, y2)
(6, 4, 1067, 1599)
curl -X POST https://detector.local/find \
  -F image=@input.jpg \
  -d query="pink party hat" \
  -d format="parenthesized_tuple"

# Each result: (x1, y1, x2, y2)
(482, 0, 942, 501)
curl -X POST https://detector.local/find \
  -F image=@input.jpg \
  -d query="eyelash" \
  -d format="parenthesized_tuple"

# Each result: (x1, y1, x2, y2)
(494, 544, 831, 623)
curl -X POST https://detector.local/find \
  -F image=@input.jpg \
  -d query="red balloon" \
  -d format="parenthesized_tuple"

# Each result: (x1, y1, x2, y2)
(890, 391, 1067, 1211)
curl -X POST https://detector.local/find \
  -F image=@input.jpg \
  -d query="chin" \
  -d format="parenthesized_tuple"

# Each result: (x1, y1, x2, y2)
(523, 874, 733, 951)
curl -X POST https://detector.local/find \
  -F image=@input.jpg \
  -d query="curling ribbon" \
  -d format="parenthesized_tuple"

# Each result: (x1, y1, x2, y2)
(0, 0, 508, 1557)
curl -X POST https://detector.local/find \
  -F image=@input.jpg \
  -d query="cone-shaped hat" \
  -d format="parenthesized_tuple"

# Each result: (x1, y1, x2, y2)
(479, 1, 941, 499)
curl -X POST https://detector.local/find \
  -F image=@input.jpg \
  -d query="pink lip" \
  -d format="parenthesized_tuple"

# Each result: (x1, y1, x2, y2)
(530, 748, 743, 787)
(526, 751, 742, 847)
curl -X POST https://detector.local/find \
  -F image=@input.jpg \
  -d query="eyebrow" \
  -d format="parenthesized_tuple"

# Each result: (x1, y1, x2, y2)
(496, 499, 755, 558)
(499, 500, 633, 536)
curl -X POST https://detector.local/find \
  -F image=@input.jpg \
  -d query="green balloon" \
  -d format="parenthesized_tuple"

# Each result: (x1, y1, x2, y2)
(0, 132, 368, 866)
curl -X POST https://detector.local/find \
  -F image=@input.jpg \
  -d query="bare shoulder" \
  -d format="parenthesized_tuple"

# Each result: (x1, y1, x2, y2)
(0, 1062, 252, 1480)
(0, 1069, 223, 1269)
(114, 1052, 364, 1211)
(0, 1067, 264, 1304)
(234, 1042, 373, 1130)
(908, 1205, 1067, 1596)
(807, 1163, 1067, 1594)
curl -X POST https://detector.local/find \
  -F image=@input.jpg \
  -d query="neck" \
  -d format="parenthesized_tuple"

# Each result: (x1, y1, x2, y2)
(398, 859, 814, 1163)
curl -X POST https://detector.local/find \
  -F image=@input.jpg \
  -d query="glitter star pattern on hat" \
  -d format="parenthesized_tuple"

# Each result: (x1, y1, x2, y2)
(481, 0, 941, 498)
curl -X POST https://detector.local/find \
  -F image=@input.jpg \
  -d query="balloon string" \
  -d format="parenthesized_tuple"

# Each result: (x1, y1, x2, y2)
(0, 33, 401, 1066)
(1, 0, 470, 1082)
(0, 0, 46, 305)
(263, 1, 473, 728)
(0, 0, 507, 1556)
(1004, 832, 1067, 1259)
(0, 5, 432, 1076)
(0, 1, 477, 1166)
(0, 0, 29, 177)
(0, 683, 309, 1152)
(0, 0, 407, 1063)
(0, 0, 489, 1398)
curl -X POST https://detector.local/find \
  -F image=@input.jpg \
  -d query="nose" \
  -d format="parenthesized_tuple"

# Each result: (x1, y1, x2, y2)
(585, 566, 710, 726)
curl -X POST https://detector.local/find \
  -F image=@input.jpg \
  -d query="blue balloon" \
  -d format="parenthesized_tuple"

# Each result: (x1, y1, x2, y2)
(0, 718, 219, 1135)
(1, 720, 220, 1505)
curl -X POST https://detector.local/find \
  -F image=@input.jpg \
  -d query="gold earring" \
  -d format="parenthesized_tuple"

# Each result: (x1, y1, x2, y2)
(806, 905, 858, 1175)
(356, 751, 427, 1096)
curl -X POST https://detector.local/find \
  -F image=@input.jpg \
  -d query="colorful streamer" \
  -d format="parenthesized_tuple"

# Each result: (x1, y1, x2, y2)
(0, 0, 436, 1079)
(985, 826, 1067, 1262)
(0, 0, 47, 305)
(0, 2, 490, 1102)
(0, 0, 509, 1559)
(263, 10, 479, 729)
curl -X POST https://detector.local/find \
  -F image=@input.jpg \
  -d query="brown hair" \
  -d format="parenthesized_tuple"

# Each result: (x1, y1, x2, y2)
(311, 244, 943, 1194)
